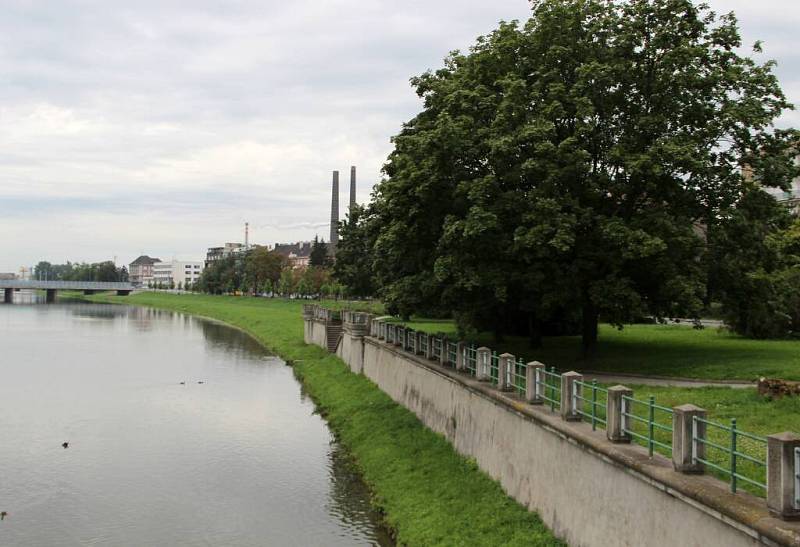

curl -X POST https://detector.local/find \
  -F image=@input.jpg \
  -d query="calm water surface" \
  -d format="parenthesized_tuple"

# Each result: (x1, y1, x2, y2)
(0, 299, 392, 546)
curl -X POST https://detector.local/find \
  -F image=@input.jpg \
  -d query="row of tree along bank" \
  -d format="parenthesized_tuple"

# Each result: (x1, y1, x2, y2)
(330, 0, 800, 351)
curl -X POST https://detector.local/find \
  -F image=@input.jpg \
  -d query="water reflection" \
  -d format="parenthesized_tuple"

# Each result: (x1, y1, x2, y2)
(0, 302, 392, 546)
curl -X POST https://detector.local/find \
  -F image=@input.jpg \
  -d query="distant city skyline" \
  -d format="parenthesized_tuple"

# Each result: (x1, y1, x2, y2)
(1, 0, 799, 271)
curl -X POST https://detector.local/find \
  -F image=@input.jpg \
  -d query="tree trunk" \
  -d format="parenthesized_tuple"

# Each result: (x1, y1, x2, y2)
(528, 313, 542, 349)
(581, 298, 599, 360)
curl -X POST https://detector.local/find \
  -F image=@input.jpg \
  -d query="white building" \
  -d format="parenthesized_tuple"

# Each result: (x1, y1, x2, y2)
(152, 260, 204, 288)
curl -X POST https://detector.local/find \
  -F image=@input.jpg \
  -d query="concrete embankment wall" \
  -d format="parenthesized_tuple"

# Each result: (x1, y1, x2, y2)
(308, 317, 800, 547)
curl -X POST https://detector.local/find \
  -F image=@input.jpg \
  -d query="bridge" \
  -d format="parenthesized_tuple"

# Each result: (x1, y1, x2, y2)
(0, 280, 135, 303)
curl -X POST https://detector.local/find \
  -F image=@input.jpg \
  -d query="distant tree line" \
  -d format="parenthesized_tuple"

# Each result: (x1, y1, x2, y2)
(193, 239, 345, 298)
(33, 261, 129, 282)
(331, 0, 800, 347)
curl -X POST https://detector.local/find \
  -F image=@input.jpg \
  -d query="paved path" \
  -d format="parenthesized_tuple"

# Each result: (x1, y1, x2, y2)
(579, 371, 755, 389)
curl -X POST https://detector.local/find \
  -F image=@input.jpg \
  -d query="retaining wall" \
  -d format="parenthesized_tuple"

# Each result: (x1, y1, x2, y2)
(305, 315, 800, 547)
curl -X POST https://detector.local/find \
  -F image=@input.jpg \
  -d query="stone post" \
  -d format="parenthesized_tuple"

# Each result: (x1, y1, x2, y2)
(497, 353, 514, 391)
(672, 404, 707, 473)
(440, 336, 449, 367)
(476, 347, 491, 381)
(560, 372, 583, 421)
(767, 432, 800, 520)
(607, 385, 633, 443)
(455, 342, 466, 371)
(525, 362, 545, 405)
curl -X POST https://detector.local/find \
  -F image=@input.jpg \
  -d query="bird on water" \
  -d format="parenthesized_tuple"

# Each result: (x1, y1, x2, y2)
(62, 442, 69, 449)
(179, 381, 186, 385)
(197, 381, 204, 384)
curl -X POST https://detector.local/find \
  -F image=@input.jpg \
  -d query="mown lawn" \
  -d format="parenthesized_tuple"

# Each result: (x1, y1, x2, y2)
(390, 318, 800, 381)
(85, 292, 563, 547)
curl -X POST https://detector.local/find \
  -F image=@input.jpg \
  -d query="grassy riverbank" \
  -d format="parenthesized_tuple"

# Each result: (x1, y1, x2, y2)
(389, 319, 800, 381)
(83, 292, 563, 546)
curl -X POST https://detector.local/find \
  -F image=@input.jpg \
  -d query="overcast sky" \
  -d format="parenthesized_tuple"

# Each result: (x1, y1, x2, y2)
(1, 0, 799, 271)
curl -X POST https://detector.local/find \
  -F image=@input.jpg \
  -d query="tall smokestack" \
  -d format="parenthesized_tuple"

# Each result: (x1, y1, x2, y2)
(245, 222, 249, 250)
(330, 170, 339, 249)
(349, 166, 356, 212)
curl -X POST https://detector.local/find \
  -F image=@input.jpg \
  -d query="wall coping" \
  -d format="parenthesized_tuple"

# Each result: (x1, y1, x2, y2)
(364, 336, 800, 546)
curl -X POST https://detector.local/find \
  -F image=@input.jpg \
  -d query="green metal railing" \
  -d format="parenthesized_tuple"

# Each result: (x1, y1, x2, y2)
(512, 358, 526, 396)
(419, 333, 428, 355)
(406, 329, 415, 352)
(447, 342, 458, 367)
(489, 352, 499, 385)
(536, 367, 560, 413)
(794, 447, 800, 509)
(692, 417, 768, 494)
(432, 337, 442, 359)
(572, 380, 608, 431)
(464, 346, 477, 376)
(622, 395, 673, 458)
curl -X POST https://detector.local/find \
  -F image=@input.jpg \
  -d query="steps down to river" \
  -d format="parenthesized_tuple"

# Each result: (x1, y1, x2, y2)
(326, 324, 343, 352)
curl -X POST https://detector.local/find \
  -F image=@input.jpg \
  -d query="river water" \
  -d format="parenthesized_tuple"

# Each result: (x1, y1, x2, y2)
(0, 299, 392, 546)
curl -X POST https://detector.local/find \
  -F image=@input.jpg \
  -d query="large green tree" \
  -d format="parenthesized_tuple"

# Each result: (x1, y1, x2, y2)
(333, 205, 377, 297)
(372, 0, 798, 356)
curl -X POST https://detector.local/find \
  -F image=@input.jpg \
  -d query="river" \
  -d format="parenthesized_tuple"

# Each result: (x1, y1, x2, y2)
(0, 298, 392, 546)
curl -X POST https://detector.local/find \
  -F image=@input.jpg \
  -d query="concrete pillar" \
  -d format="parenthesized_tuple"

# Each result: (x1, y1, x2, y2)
(45, 289, 56, 303)
(672, 404, 707, 473)
(525, 361, 545, 404)
(475, 347, 491, 381)
(607, 385, 633, 443)
(767, 432, 800, 520)
(455, 342, 466, 371)
(440, 337, 449, 367)
(497, 353, 514, 391)
(3, 288, 12, 303)
(561, 372, 583, 421)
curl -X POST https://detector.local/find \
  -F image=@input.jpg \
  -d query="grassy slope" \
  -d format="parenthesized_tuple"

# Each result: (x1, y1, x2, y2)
(391, 319, 800, 381)
(85, 292, 563, 547)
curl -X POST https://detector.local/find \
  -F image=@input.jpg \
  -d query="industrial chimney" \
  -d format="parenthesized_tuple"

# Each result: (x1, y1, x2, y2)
(330, 170, 339, 249)
(349, 166, 356, 212)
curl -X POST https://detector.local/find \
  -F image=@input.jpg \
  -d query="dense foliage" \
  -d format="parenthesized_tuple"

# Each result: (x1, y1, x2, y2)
(335, 0, 799, 352)
(33, 261, 128, 282)
(194, 248, 344, 298)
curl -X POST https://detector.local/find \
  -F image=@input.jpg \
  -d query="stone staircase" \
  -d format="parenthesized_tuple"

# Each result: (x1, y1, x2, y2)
(326, 323, 343, 353)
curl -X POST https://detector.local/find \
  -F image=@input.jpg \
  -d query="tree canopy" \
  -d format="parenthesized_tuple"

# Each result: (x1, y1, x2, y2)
(364, 0, 798, 354)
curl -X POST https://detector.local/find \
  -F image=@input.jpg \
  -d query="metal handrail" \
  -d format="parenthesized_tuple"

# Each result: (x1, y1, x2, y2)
(535, 367, 560, 412)
(794, 447, 800, 509)
(489, 352, 499, 385)
(512, 358, 526, 396)
(622, 395, 673, 457)
(692, 417, 768, 493)
(572, 380, 608, 431)
(447, 342, 458, 367)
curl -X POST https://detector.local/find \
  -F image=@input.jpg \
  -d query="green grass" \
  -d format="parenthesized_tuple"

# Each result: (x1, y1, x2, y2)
(392, 319, 800, 381)
(83, 292, 563, 547)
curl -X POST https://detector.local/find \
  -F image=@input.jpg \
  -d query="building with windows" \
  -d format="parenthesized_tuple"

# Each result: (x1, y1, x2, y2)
(274, 242, 313, 269)
(129, 255, 161, 287)
(152, 260, 204, 288)
(205, 243, 245, 268)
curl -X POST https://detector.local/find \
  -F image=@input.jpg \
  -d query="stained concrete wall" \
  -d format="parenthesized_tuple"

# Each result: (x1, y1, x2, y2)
(362, 341, 774, 547)
(303, 316, 800, 547)
(308, 319, 327, 348)
(337, 330, 364, 374)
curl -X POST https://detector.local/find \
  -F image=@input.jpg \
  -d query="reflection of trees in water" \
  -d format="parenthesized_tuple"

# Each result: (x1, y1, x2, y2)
(68, 304, 133, 320)
(327, 442, 394, 546)
(199, 320, 270, 357)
